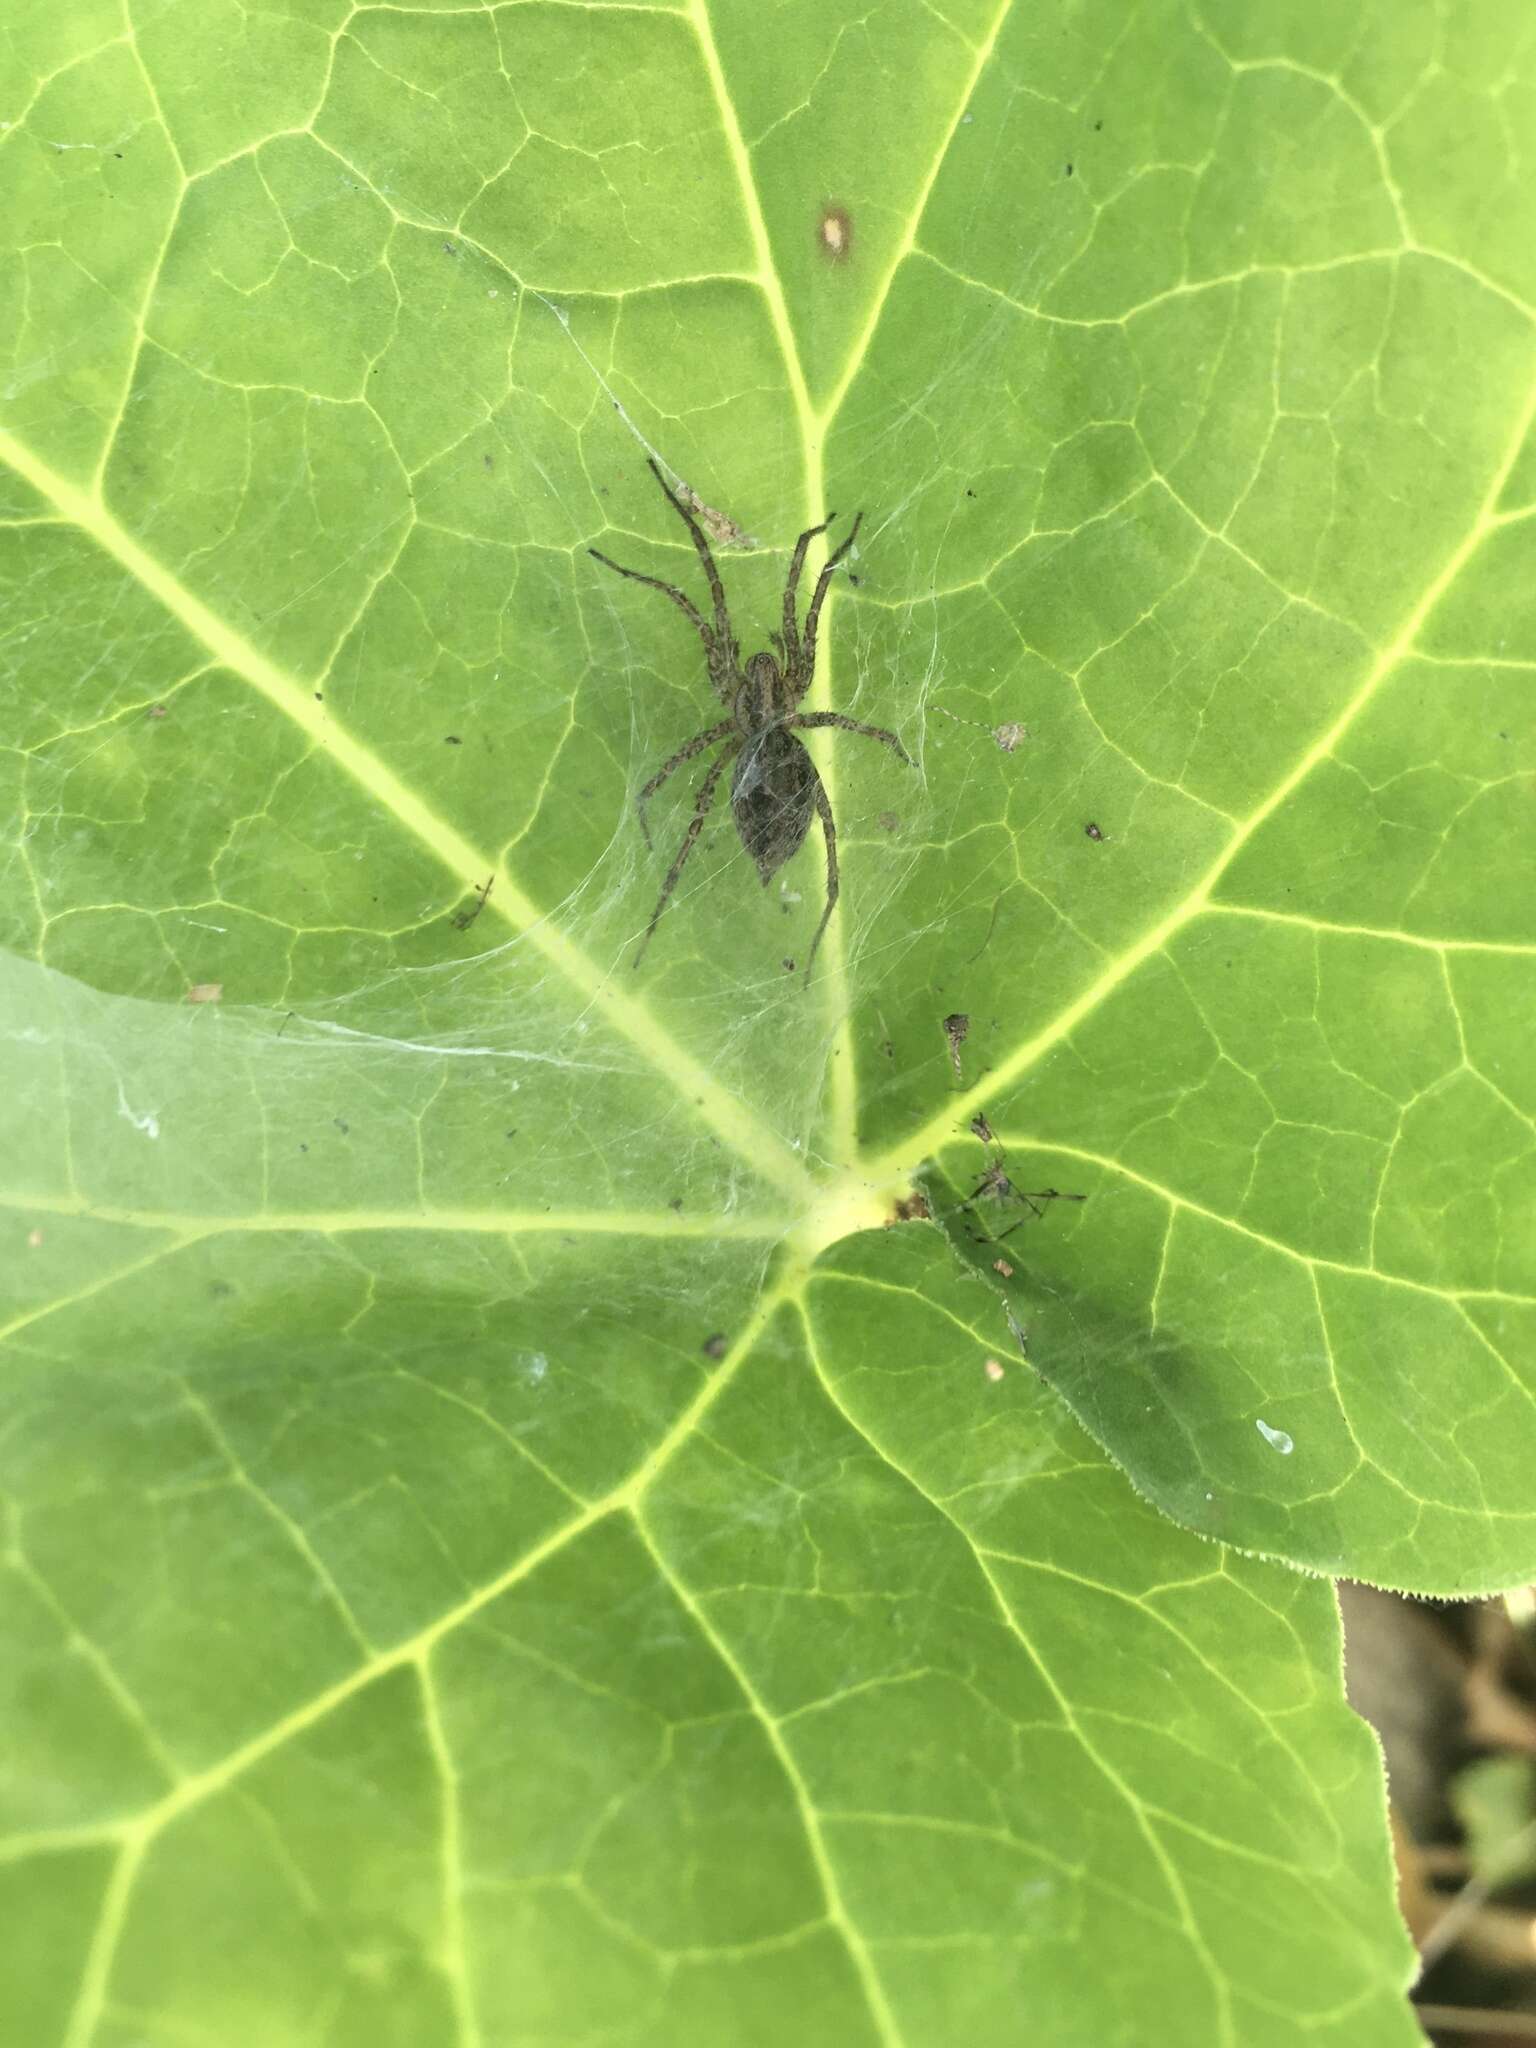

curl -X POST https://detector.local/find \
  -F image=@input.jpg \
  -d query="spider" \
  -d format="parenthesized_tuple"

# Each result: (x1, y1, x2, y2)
(589, 459, 910, 978)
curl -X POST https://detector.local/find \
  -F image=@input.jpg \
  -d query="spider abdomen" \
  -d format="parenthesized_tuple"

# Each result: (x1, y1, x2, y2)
(731, 728, 817, 885)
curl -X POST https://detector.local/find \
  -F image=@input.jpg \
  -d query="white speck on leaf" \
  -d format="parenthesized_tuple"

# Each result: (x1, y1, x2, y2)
(1255, 1418, 1293, 1455)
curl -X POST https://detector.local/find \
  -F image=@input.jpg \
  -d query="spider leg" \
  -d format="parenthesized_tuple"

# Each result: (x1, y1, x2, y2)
(635, 720, 733, 850)
(787, 711, 911, 767)
(992, 1190, 1087, 1241)
(633, 740, 740, 969)
(795, 511, 863, 699)
(801, 772, 840, 985)
(781, 513, 834, 665)
(644, 459, 735, 661)
(588, 546, 714, 660)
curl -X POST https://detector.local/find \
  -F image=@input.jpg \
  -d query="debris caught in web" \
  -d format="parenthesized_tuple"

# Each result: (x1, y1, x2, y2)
(943, 1012, 969, 1080)
(675, 481, 757, 550)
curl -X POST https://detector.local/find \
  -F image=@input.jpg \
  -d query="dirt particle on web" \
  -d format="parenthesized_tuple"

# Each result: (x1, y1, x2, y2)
(969, 1112, 995, 1144)
(943, 1012, 969, 1079)
(992, 1257, 1013, 1278)
(993, 722, 1026, 753)
(147, 704, 168, 720)
(889, 1190, 931, 1225)
(818, 203, 854, 264)
(1084, 820, 1105, 841)
(185, 982, 222, 1004)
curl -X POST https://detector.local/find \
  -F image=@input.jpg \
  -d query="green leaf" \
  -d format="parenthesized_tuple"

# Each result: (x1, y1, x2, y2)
(3, 0, 1529, 2039)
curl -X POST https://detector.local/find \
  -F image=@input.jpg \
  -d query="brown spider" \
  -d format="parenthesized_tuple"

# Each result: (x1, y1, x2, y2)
(589, 459, 910, 978)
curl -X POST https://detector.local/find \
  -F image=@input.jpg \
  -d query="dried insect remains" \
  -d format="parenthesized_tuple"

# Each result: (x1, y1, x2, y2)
(590, 460, 910, 979)
(959, 1157, 1086, 1245)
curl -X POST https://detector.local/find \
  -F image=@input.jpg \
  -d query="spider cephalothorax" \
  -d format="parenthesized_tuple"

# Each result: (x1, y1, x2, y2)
(589, 459, 909, 978)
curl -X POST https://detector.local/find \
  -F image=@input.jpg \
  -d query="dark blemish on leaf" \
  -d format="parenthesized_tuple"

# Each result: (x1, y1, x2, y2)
(483, 453, 494, 469)
(314, 691, 323, 702)
(782, 958, 796, 973)
(1093, 119, 1103, 131)
(147, 704, 168, 719)
(966, 488, 976, 498)
(943, 1012, 970, 1080)
(1085, 820, 1105, 840)
(210, 1279, 234, 1299)
(1065, 163, 1074, 176)
(702, 1332, 729, 1360)
(444, 243, 457, 256)
(298, 1142, 308, 1154)
(818, 203, 854, 263)
(333, 1117, 349, 1135)
(444, 734, 462, 745)
(669, 1196, 684, 1213)
(847, 571, 862, 588)
(452, 874, 495, 930)
(877, 811, 900, 832)
(505, 1129, 517, 1140)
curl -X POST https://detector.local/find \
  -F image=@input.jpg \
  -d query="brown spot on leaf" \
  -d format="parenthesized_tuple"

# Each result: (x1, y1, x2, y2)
(818, 203, 854, 263)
